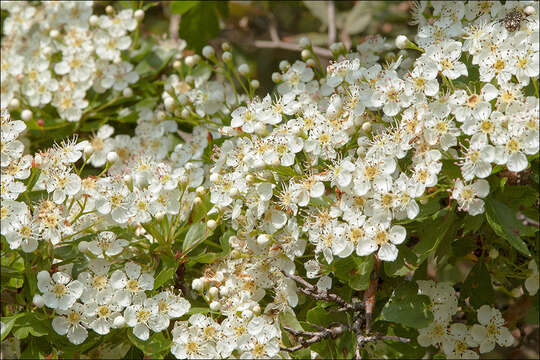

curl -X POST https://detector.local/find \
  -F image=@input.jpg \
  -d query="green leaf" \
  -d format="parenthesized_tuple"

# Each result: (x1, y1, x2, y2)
(153, 267, 177, 290)
(461, 260, 494, 309)
(462, 214, 484, 235)
(170, 1, 199, 14)
(127, 331, 171, 356)
(485, 197, 531, 256)
(178, 3, 221, 52)
(413, 214, 455, 265)
(380, 281, 433, 329)
(350, 255, 374, 290)
(182, 223, 207, 254)
(12, 313, 49, 339)
(279, 310, 303, 332)
(384, 246, 417, 277)
(1, 314, 24, 341)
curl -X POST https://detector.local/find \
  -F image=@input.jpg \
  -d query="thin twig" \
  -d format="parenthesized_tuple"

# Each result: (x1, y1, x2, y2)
(281, 323, 349, 352)
(327, 1, 336, 46)
(364, 257, 380, 334)
(169, 15, 180, 40)
(517, 212, 540, 228)
(253, 40, 333, 58)
(282, 271, 355, 310)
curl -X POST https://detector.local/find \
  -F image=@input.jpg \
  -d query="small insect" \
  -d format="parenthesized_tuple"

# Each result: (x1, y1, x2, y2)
(499, 8, 530, 32)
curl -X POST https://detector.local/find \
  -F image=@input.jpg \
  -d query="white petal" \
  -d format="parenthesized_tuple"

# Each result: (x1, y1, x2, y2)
(378, 242, 399, 262)
(389, 225, 406, 245)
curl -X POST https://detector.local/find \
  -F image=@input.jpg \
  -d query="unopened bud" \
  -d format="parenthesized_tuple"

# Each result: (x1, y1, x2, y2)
(164, 97, 175, 111)
(193, 196, 202, 206)
(202, 45, 215, 59)
(250, 79, 260, 89)
(271, 72, 282, 83)
(196, 186, 206, 196)
(306, 59, 316, 67)
(84, 145, 94, 156)
(192, 278, 204, 291)
(299, 36, 311, 48)
(173, 60, 182, 70)
(301, 49, 311, 60)
(8, 98, 20, 110)
(134, 9, 145, 21)
(89, 15, 99, 26)
(395, 35, 408, 49)
(279, 60, 290, 72)
(105, 5, 114, 14)
(21, 109, 33, 121)
(208, 287, 219, 298)
(207, 219, 217, 231)
(361, 121, 372, 133)
(257, 234, 270, 246)
(106, 151, 118, 163)
(222, 51, 232, 63)
(210, 301, 221, 311)
(49, 29, 60, 39)
(238, 64, 250, 76)
(122, 87, 133, 97)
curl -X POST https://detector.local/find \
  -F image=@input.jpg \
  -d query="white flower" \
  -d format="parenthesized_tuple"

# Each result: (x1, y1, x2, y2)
(442, 323, 479, 359)
(87, 231, 129, 258)
(452, 179, 489, 216)
(417, 319, 449, 347)
(356, 222, 406, 262)
(470, 305, 514, 353)
(37, 271, 84, 310)
(147, 290, 191, 332)
(110, 262, 154, 307)
(426, 40, 468, 80)
(52, 303, 89, 345)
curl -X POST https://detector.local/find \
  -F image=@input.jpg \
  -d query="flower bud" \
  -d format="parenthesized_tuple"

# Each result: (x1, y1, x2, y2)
(173, 60, 182, 70)
(192, 278, 204, 291)
(21, 109, 33, 121)
(185, 55, 196, 67)
(222, 51, 232, 63)
(250, 79, 260, 90)
(155, 212, 164, 221)
(8, 98, 20, 110)
(257, 234, 270, 246)
(219, 287, 229, 296)
(271, 72, 282, 83)
(210, 173, 220, 183)
(49, 29, 59, 39)
(106, 151, 119, 163)
(511, 287, 522, 298)
(105, 5, 114, 14)
(228, 186, 239, 197)
(221, 42, 231, 51)
(122, 87, 133, 97)
(306, 59, 316, 67)
(252, 304, 261, 315)
(78, 241, 89, 252)
(196, 186, 206, 196)
(524, 5, 536, 16)
(134, 9, 145, 21)
(164, 97, 175, 111)
(123, 174, 132, 184)
(301, 49, 311, 60)
(208, 287, 219, 298)
(299, 36, 311, 48)
(202, 45, 215, 59)
(231, 249, 241, 259)
(89, 15, 99, 26)
(238, 64, 250, 76)
(279, 60, 290, 72)
(84, 144, 94, 157)
(361, 121, 372, 133)
(181, 108, 190, 118)
(395, 35, 408, 49)
(210, 301, 221, 311)
(193, 196, 202, 206)
(207, 219, 217, 231)
(246, 174, 255, 183)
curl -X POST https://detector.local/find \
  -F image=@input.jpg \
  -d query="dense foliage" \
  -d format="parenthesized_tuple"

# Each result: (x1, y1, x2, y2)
(1, 1, 539, 359)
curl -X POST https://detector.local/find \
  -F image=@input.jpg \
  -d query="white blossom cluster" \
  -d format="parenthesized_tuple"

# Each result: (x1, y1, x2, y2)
(33, 259, 190, 344)
(417, 280, 514, 358)
(1, 1, 140, 122)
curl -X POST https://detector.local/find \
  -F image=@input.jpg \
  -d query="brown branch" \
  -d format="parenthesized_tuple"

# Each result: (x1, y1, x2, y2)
(281, 323, 349, 353)
(517, 212, 540, 228)
(327, 1, 336, 46)
(281, 271, 355, 311)
(363, 257, 381, 334)
(253, 40, 333, 58)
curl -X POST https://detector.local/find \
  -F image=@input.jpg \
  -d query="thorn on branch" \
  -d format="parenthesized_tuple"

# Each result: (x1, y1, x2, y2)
(281, 323, 349, 353)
